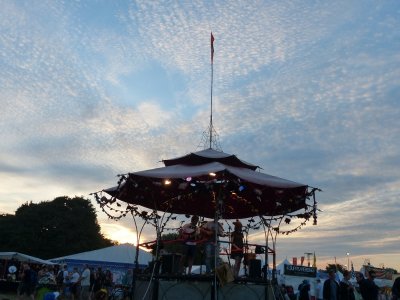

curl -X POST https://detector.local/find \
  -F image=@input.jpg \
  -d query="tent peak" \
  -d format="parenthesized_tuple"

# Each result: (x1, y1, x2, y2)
(163, 148, 259, 170)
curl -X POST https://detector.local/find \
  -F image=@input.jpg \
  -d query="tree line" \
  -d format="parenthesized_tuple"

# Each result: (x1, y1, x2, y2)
(0, 196, 115, 259)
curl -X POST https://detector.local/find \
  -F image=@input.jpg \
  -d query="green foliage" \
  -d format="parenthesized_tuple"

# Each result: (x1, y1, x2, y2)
(161, 233, 204, 265)
(0, 196, 114, 259)
(161, 233, 181, 254)
(325, 263, 346, 274)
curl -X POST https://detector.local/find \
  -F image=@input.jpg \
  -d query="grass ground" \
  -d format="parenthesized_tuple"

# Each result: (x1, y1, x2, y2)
(0, 292, 17, 300)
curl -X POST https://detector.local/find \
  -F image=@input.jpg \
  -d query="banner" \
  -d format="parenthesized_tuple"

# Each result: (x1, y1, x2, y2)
(364, 265, 393, 280)
(284, 265, 317, 278)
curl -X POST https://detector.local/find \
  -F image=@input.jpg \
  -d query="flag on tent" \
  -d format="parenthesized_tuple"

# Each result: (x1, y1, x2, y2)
(211, 32, 215, 63)
(351, 262, 356, 279)
(313, 252, 316, 268)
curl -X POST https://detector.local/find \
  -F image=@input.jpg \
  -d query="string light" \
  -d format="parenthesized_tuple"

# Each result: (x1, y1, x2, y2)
(93, 174, 319, 248)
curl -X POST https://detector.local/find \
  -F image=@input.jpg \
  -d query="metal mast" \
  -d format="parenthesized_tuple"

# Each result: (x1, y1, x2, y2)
(198, 32, 221, 151)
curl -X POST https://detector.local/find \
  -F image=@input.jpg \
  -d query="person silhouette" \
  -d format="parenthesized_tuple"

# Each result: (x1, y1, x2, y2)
(179, 215, 200, 275)
(229, 220, 244, 278)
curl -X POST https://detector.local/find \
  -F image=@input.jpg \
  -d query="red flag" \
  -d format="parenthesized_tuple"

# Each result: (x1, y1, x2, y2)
(211, 32, 215, 63)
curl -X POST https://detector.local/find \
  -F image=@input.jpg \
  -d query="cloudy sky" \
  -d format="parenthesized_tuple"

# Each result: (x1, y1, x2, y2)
(1, 1, 399, 271)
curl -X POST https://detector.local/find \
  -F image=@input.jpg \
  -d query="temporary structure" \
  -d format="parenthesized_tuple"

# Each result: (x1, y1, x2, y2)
(96, 148, 319, 291)
(0, 252, 54, 265)
(50, 243, 152, 269)
(103, 148, 316, 220)
(50, 244, 152, 284)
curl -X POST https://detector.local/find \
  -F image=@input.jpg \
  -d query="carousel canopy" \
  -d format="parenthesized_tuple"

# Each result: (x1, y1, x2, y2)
(163, 148, 259, 170)
(103, 149, 314, 219)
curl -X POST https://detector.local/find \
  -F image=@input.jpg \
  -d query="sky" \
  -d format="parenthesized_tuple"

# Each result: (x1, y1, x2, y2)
(1, 1, 399, 271)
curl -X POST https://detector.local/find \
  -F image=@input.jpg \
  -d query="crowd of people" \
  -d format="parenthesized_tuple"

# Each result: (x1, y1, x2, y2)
(279, 268, 400, 300)
(1, 261, 57, 300)
(54, 264, 134, 300)
(2, 225, 399, 300)
(0, 259, 135, 300)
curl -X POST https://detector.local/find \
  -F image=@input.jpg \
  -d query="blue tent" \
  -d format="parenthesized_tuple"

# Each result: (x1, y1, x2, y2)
(50, 243, 152, 284)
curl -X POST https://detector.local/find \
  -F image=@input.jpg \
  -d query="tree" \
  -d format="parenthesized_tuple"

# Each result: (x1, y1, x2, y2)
(161, 233, 204, 265)
(0, 196, 114, 259)
(325, 263, 346, 274)
(161, 233, 181, 254)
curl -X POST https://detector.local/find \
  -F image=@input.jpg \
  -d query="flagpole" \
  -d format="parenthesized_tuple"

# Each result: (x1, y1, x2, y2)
(210, 56, 213, 149)
(210, 32, 219, 300)
(209, 33, 214, 149)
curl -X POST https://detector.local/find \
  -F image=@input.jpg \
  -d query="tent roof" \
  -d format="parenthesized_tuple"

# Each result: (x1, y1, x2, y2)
(104, 162, 309, 219)
(278, 258, 292, 266)
(0, 252, 54, 265)
(50, 243, 152, 265)
(162, 148, 259, 170)
(131, 162, 303, 188)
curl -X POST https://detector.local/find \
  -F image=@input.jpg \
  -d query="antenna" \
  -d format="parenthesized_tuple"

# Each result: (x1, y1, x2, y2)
(197, 32, 221, 151)
(197, 126, 221, 150)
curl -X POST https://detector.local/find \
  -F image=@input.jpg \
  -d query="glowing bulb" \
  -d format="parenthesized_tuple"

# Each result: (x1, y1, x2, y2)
(164, 179, 171, 185)
(209, 172, 216, 177)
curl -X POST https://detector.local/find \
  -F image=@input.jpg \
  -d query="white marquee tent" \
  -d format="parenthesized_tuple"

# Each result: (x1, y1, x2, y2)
(276, 259, 319, 297)
(50, 243, 152, 267)
(0, 252, 54, 265)
(50, 243, 153, 284)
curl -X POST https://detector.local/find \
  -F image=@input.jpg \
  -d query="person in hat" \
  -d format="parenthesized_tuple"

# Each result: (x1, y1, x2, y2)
(230, 219, 244, 278)
(339, 270, 355, 300)
(298, 279, 310, 300)
(179, 215, 200, 275)
(323, 269, 340, 300)
(364, 270, 379, 300)
(355, 272, 368, 299)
